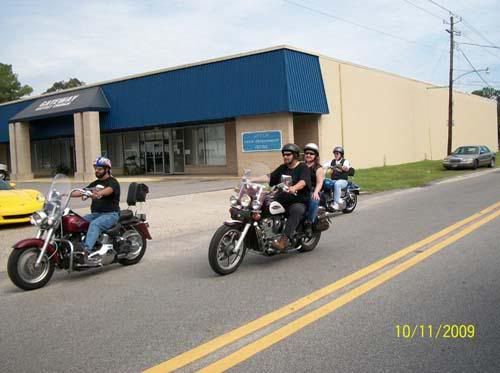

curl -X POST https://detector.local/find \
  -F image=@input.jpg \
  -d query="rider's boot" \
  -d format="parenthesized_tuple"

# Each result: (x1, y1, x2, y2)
(271, 235, 289, 252)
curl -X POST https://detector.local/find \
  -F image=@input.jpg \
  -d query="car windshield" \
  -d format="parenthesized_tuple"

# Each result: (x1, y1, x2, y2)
(0, 180, 12, 190)
(453, 147, 479, 155)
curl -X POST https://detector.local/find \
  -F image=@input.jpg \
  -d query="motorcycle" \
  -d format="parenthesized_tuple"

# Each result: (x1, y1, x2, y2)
(208, 165, 331, 275)
(7, 174, 151, 291)
(322, 166, 360, 214)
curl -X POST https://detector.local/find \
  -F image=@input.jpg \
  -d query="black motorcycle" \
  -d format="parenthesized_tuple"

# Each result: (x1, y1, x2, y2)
(208, 167, 331, 275)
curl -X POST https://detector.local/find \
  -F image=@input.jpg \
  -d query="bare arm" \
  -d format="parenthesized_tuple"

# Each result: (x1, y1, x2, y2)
(314, 167, 325, 195)
(289, 180, 306, 194)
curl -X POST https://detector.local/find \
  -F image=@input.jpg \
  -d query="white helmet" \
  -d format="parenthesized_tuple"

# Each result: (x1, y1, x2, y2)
(304, 143, 319, 156)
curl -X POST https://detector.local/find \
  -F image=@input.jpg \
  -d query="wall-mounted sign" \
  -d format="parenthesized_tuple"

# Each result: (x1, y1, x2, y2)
(242, 130, 282, 152)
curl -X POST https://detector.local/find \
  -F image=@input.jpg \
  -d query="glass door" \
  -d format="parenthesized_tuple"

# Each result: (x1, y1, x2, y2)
(145, 141, 164, 173)
(173, 140, 184, 173)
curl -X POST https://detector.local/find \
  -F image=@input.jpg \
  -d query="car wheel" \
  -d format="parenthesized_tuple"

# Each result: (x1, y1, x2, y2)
(472, 159, 478, 169)
(488, 158, 495, 168)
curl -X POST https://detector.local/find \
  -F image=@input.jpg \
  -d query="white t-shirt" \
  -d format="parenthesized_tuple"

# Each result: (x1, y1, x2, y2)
(323, 158, 351, 170)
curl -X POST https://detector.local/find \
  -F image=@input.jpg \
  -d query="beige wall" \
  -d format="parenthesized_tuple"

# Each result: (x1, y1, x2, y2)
(317, 58, 345, 164)
(293, 115, 320, 151)
(224, 122, 238, 174)
(319, 56, 498, 168)
(235, 113, 293, 175)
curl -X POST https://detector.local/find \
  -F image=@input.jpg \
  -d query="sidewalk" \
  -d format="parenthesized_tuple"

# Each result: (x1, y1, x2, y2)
(0, 188, 234, 273)
(10, 174, 240, 183)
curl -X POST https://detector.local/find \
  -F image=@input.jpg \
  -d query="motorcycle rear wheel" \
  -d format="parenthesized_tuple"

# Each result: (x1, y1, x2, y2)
(208, 225, 246, 275)
(118, 229, 147, 266)
(342, 193, 358, 214)
(298, 232, 321, 252)
(8, 247, 55, 291)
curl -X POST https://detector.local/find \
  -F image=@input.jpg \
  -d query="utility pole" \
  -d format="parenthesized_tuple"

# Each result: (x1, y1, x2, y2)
(445, 15, 461, 155)
(446, 16, 455, 156)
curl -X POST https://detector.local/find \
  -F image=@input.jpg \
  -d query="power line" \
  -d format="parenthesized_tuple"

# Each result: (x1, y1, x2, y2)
(425, 0, 456, 16)
(458, 42, 500, 50)
(283, 0, 439, 50)
(401, 0, 443, 21)
(460, 19, 500, 60)
(457, 48, 493, 89)
(425, 1, 500, 60)
(460, 34, 500, 62)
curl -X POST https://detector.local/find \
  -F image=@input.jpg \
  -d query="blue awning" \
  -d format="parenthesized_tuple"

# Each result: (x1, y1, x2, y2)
(9, 87, 110, 122)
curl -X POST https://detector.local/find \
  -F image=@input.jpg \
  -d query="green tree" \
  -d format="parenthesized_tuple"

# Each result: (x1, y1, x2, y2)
(44, 78, 85, 94)
(471, 87, 500, 149)
(0, 63, 33, 103)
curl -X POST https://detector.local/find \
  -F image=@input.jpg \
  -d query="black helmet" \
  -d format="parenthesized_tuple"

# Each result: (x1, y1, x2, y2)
(333, 146, 344, 156)
(281, 143, 301, 157)
(304, 143, 319, 156)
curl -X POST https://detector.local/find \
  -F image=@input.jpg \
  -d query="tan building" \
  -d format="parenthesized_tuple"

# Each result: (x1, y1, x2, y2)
(0, 46, 497, 181)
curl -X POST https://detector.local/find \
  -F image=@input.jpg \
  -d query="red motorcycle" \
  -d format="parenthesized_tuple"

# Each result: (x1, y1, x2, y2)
(7, 174, 151, 291)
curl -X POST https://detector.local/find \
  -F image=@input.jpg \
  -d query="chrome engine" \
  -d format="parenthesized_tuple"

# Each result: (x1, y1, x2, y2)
(260, 217, 285, 242)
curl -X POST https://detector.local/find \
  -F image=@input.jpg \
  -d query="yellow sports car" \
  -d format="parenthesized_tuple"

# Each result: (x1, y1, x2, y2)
(0, 180, 45, 225)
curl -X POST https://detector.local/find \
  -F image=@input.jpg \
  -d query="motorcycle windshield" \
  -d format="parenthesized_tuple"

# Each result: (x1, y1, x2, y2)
(46, 174, 72, 219)
(238, 163, 271, 198)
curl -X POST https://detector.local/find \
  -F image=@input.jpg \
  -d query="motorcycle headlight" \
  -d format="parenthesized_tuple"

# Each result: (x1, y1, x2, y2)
(240, 194, 251, 208)
(251, 200, 261, 210)
(230, 195, 238, 207)
(30, 211, 48, 226)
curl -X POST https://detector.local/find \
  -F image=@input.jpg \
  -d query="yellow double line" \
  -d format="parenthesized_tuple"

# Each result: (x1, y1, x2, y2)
(145, 201, 500, 373)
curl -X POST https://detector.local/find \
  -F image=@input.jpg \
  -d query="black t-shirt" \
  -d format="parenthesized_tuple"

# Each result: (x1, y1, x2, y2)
(270, 162, 311, 204)
(86, 177, 120, 213)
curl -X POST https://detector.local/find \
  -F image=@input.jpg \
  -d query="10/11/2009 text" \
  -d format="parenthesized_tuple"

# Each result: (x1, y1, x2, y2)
(395, 324, 475, 339)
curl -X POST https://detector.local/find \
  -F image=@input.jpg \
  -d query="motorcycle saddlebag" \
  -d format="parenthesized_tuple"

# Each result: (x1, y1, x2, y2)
(313, 218, 330, 232)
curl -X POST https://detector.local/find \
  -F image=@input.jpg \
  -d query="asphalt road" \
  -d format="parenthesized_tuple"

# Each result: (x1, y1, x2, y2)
(0, 170, 499, 372)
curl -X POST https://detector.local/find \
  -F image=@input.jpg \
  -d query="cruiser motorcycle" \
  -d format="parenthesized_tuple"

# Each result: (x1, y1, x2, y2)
(208, 165, 332, 275)
(7, 174, 151, 290)
(322, 166, 360, 214)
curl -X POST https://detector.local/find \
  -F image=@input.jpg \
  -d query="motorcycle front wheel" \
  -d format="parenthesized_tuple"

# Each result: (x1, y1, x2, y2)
(8, 247, 55, 291)
(208, 225, 246, 275)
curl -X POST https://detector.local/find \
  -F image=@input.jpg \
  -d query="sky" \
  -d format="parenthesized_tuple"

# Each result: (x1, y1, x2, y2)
(1, 0, 499, 97)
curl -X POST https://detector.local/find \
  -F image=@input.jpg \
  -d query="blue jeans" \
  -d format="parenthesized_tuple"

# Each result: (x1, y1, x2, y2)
(83, 212, 119, 253)
(307, 195, 320, 223)
(332, 179, 348, 203)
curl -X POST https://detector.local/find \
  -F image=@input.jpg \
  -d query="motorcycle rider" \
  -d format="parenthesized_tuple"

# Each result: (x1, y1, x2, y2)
(322, 146, 351, 210)
(269, 143, 311, 251)
(303, 143, 324, 227)
(71, 156, 121, 262)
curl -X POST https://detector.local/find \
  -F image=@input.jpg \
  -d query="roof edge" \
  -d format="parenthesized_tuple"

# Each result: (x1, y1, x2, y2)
(0, 45, 313, 108)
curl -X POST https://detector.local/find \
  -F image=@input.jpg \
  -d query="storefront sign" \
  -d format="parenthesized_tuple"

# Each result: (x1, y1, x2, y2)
(242, 130, 282, 152)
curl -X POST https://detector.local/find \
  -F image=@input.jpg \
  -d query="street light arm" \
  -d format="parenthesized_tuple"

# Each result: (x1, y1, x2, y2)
(453, 68, 488, 83)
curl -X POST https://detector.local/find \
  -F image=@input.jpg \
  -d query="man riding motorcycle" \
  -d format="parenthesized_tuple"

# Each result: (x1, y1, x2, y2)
(269, 143, 311, 251)
(322, 146, 351, 211)
(71, 156, 120, 263)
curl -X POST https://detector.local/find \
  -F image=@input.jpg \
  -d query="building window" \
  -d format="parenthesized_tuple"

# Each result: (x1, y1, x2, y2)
(123, 132, 141, 175)
(102, 133, 124, 169)
(184, 124, 225, 166)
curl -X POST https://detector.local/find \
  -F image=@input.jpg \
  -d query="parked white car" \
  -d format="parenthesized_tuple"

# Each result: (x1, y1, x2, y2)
(0, 163, 8, 180)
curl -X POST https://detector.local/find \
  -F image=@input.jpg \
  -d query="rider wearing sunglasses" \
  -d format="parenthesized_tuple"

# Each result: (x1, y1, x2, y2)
(303, 143, 324, 228)
(268, 143, 311, 251)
